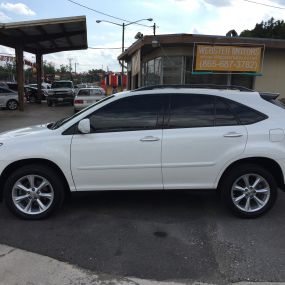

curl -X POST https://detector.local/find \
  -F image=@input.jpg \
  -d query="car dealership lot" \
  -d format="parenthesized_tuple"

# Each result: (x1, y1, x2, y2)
(0, 104, 285, 284)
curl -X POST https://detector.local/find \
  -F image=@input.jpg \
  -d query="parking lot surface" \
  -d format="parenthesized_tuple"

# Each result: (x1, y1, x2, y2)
(0, 104, 285, 284)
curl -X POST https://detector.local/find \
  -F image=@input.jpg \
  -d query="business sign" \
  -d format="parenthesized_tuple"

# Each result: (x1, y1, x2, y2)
(194, 44, 264, 73)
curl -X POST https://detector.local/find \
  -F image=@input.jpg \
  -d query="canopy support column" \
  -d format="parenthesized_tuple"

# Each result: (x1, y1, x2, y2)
(15, 47, 24, 111)
(36, 53, 43, 103)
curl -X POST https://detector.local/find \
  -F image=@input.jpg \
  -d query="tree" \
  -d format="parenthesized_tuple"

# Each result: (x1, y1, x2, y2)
(240, 17, 285, 39)
(43, 61, 55, 74)
(56, 64, 69, 74)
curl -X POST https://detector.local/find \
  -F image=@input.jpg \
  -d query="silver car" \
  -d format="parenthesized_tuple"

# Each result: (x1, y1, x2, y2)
(74, 87, 105, 112)
(0, 87, 18, 110)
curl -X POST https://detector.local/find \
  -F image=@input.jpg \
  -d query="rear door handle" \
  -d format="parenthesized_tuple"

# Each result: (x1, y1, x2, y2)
(140, 136, 160, 142)
(223, 132, 243, 138)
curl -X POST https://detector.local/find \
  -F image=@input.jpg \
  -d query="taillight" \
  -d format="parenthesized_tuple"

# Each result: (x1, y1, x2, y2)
(74, 99, 83, 104)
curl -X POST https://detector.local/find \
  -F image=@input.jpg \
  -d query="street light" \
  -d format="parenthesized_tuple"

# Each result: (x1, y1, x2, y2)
(96, 18, 153, 81)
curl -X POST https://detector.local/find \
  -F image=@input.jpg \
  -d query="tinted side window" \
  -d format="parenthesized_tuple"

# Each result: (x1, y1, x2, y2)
(226, 99, 267, 125)
(215, 98, 239, 126)
(0, 87, 12, 94)
(168, 94, 214, 128)
(88, 95, 163, 133)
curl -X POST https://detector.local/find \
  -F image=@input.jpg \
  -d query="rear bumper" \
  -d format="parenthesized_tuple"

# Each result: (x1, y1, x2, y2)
(74, 103, 90, 110)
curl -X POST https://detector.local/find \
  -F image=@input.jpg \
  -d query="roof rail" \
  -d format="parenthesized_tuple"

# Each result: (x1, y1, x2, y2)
(133, 84, 254, 92)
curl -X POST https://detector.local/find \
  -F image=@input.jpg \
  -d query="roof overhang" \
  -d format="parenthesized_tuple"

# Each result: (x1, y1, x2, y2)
(118, 33, 285, 61)
(0, 16, 88, 54)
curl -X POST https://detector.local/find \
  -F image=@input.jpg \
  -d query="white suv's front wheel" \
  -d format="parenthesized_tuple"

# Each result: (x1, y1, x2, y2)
(3, 164, 65, 219)
(221, 164, 278, 218)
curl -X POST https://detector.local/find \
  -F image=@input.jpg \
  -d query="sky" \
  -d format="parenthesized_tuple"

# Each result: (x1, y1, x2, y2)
(0, 0, 285, 72)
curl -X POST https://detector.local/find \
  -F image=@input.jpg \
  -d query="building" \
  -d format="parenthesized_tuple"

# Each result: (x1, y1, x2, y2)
(118, 33, 285, 98)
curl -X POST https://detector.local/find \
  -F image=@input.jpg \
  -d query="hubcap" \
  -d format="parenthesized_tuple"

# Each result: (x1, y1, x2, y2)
(8, 101, 17, 110)
(231, 174, 270, 213)
(12, 175, 54, 215)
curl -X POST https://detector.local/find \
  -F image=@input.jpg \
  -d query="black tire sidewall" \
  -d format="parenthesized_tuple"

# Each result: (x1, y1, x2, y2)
(221, 164, 278, 218)
(3, 164, 65, 219)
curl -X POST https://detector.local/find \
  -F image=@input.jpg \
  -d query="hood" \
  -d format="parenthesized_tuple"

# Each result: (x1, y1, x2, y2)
(0, 124, 51, 140)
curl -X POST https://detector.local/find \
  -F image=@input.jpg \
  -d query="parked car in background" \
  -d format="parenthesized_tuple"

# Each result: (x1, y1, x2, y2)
(47, 80, 75, 106)
(74, 87, 105, 112)
(5, 82, 18, 92)
(25, 86, 47, 103)
(74, 83, 88, 89)
(28, 83, 51, 99)
(28, 83, 51, 90)
(0, 86, 18, 110)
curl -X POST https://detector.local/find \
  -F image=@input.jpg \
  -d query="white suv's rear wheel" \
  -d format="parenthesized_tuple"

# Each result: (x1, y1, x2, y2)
(221, 164, 277, 218)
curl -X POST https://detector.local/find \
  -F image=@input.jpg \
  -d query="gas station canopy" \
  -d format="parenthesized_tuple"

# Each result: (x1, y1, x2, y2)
(0, 15, 88, 55)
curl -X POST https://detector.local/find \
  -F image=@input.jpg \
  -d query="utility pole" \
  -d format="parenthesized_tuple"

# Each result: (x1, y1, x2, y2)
(74, 62, 78, 74)
(68, 58, 73, 72)
(153, 23, 156, 35)
(68, 58, 73, 80)
(122, 23, 125, 78)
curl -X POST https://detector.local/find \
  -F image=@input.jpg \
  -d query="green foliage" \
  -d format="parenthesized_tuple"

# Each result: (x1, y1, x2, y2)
(43, 61, 55, 74)
(240, 17, 285, 39)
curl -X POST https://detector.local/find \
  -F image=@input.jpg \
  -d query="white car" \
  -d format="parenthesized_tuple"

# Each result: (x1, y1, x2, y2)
(0, 85, 285, 219)
(0, 87, 18, 110)
(74, 88, 105, 112)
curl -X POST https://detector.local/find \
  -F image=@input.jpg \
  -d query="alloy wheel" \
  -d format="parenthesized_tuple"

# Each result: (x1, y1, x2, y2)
(231, 173, 270, 213)
(11, 175, 54, 215)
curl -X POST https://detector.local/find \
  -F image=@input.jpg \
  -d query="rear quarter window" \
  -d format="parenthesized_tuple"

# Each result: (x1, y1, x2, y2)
(225, 99, 267, 125)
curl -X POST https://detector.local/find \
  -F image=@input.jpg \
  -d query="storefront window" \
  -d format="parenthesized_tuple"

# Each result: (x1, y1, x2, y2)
(143, 57, 162, 86)
(163, 56, 183, 84)
(185, 56, 253, 88)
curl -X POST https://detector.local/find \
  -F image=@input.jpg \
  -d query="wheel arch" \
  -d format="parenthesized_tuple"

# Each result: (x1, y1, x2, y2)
(217, 157, 285, 191)
(0, 158, 71, 201)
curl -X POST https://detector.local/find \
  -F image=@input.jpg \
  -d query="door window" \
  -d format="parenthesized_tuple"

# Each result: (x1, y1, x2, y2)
(168, 94, 214, 128)
(88, 95, 164, 133)
(0, 87, 12, 94)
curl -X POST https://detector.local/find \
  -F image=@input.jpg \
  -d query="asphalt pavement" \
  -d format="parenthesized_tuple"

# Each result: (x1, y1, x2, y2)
(0, 103, 285, 284)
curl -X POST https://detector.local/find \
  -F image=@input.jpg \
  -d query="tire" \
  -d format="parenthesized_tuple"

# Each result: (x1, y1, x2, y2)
(221, 164, 277, 218)
(47, 100, 52, 107)
(29, 96, 36, 103)
(3, 164, 65, 220)
(6, 99, 18, 110)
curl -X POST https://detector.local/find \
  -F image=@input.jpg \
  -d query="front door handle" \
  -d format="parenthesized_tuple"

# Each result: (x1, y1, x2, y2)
(223, 132, 243, 138)
(140, 136, 160, 142)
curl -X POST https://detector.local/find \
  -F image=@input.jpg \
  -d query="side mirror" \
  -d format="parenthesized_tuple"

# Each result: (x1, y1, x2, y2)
(78, 119, 91, 134)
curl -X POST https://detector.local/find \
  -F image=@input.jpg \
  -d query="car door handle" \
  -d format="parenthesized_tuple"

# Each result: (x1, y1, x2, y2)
(140, 136, 160, 142)
(223, 132, 243, 138)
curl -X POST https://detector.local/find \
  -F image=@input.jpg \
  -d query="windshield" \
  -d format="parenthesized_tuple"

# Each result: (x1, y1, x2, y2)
(49, 95, 115, 130)
(51, 82, 73, 89)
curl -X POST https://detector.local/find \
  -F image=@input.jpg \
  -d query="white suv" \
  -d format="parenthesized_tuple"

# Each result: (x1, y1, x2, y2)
(0, 85, 285, 219)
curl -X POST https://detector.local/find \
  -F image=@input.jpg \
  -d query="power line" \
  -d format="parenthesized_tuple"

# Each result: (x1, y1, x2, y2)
(66, 0, 151, 27)
(243, 0, 285, 10)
